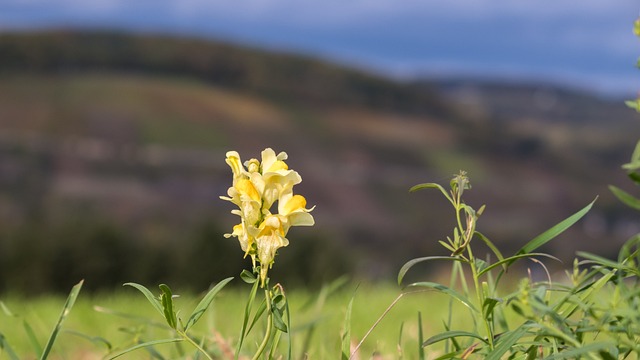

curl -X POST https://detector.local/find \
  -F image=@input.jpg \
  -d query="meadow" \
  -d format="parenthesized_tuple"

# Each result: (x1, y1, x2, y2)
(1, 282, 457, 359)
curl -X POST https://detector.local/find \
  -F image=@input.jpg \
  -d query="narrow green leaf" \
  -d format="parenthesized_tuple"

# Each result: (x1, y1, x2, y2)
(545, 342, 616, 360)
(124, 282, 164, 317)
(398, 256, 465, 285)
(407, 282, 478, 313)
(475, 232, 507, 272)
(478, 253, 560, 277)
(40, 279, 83, 360)
(24, 320, 42, 355)
(159, 284, 177, 329)
(483, 298, 501, 319)
(235, 278, 260, 358)
(106, 338, 183, 359)
(423, 331, 488, 347)
(609, 185, 640, 210)
(247, 299, 267, 335)
(0, 332, 19, 360)
(513, 199, 596, 259)
(184, 277, 233, 331)
(342, 288, 357, 360)
(485, 323, 530, 360)
(577, 251, 639, 275)
(64, 330, 112, 350)
(410, 182, 453, 204)
(283, 294, 292, 360)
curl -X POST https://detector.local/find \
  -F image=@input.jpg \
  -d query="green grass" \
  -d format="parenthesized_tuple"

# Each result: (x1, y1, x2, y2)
(0, 282, 454, 359)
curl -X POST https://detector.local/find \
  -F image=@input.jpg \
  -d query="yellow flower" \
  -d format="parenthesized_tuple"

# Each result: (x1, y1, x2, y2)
(255, 215, 289, 285)
(221, 148, 315, 286)
(225, 151, 245, 186)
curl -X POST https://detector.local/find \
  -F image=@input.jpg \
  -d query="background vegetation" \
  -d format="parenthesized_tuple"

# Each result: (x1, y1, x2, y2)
(0, 30, 638, 293)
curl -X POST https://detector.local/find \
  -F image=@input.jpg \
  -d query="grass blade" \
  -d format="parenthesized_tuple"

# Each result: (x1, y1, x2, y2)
(407, 282, 478, 313)
(545, 342, 616, 359)
(39, 279, 83, 360)
(106, 338, 183, 359)
(485, 323, 530, 360)
(423, 331, 488, 347)
(398, 256, 465, 285)
(478, 253, 560, 277)
(24, 320, 42, 355)
(342, 288, 357, 360)
(513, 198, 595, 258)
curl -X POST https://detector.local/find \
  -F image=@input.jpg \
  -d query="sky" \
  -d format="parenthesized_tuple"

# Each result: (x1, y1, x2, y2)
(1, 0, 639, 96)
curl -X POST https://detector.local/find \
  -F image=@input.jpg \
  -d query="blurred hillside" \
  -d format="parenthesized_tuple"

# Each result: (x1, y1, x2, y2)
(0, 30, 638, 293)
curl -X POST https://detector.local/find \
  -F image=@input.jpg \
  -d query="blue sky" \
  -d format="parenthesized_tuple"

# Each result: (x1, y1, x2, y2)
(1, 0, 639, 95)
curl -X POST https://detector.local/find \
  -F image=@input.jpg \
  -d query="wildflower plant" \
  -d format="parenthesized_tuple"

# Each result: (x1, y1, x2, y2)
(222, 148, 314, 359)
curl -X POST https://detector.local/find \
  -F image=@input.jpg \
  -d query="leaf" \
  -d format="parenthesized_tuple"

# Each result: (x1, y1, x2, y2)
(342, 287, 357, 360)
(398, 256, 465, 285)
(483, 298, 501, 319)
(423, 331, 488, 347)
(407, 282, 478, 313)
(159, 284, 177, 329)
(124, 282, 164, 317)
(272, 307, 288, 333)
(40, 279, 83, 360)
(64, 330, 112, 350)
(24, 320, 42, 355)
(609, 185, 640, 210)
(410, 182, 453, 204)
(184, 277, 233, 331)
(512, 199, 596, 260)
(544, 342, 616, 359)
(235, 278, 260, 357)
(484, 323, 530, 360)
(475, 232, 507, 272)
(478, 253, 560, 277)
(240, 270, 257, 284)
(106, 338, 183, 359)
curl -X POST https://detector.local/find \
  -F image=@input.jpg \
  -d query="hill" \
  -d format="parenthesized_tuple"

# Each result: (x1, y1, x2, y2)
(0, 30, 638, 292)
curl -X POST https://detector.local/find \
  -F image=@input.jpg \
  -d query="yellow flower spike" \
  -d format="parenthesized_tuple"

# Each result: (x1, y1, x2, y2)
(222, 148, 314, 287)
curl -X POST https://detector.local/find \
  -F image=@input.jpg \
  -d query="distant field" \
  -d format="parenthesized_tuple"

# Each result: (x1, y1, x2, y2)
(0, 282, 464, 359)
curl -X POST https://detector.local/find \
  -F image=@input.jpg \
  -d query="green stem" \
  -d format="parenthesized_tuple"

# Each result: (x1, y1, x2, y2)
(467, 245, 494, 349)
(179, 331, 213, 360)
(252, 289, 273, 360)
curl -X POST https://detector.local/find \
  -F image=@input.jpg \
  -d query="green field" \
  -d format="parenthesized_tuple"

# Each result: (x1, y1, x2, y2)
(0, 282, 459, 359)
